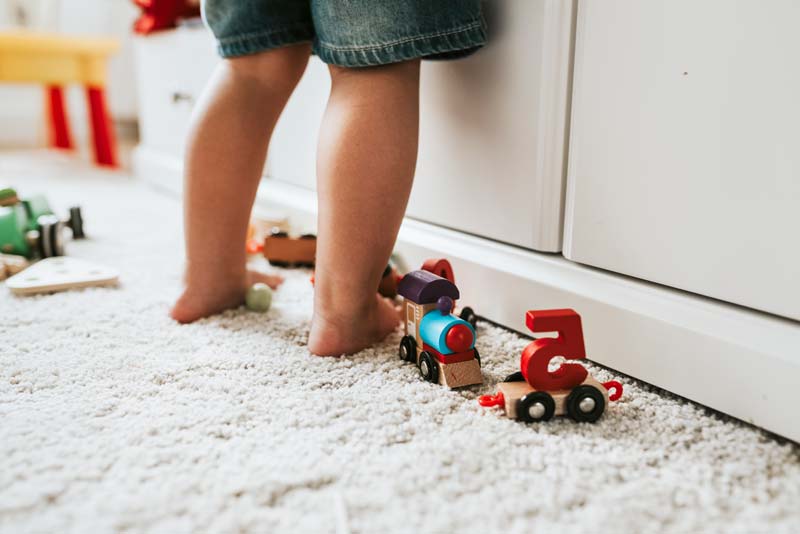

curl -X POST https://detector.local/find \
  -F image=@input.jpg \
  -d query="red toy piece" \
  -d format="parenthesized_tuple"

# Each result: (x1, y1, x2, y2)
(132, 0, 200, 35)
(521, 309, 588, 391)
(479, 308, 623, 423)
(421, 258, 455, 284)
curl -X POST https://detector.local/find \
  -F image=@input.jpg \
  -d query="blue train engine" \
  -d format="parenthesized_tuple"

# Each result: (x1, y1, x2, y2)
(397, 270, 483, 388)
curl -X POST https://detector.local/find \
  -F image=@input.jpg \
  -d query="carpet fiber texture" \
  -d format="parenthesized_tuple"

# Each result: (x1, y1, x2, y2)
(1, 152, 799, 534)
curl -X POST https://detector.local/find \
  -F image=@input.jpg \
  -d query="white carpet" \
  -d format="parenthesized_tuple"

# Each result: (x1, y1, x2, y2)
(1, 151, 799, 534)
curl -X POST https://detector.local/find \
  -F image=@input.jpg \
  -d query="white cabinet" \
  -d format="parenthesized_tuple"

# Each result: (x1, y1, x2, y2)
(268, 0, 576, 251)
(408, 0, 575, 251)
(565, 0, 800, 320)
(134, 27, 219, 158)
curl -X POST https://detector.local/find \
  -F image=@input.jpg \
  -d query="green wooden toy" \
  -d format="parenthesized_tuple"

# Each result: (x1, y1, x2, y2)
(0, 188, 85, 259)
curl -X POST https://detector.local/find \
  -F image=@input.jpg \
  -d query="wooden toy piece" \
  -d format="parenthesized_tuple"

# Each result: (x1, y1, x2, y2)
(6, 257, 118, 295)
(246, 211, 289, 254)
(397, 269, 482, 388)
(489, 374, 612, 423)
(377, 264, 401, 299)
(262, 229, 316, 268)
(245, 282, 273, 312)
(421, 258, 455, 283)
(479, 309, 623, 423)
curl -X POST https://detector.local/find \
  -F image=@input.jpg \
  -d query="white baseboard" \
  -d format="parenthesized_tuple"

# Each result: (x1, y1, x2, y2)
(133, 146, 800, 443)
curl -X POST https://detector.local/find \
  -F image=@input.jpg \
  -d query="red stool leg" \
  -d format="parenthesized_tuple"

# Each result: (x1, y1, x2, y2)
(85, 85, 118, 167)
(46, 85, 73, 150)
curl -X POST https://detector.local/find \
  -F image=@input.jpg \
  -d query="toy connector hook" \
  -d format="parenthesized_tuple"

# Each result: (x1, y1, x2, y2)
(603, 380, 623, 401)
(478, 391, 505, 408)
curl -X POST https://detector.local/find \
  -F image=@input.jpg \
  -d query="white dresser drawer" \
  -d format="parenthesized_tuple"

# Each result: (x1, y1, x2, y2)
(134, 27, 219, 158)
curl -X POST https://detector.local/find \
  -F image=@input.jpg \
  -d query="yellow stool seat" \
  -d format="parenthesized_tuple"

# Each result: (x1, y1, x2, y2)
(0, 30, 120, 166)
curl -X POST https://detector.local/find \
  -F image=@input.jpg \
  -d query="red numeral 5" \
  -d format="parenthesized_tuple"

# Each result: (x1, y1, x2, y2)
(520, 309, 588, 391)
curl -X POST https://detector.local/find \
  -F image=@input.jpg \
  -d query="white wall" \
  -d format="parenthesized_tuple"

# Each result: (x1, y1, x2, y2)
(0, 0, 139, 147)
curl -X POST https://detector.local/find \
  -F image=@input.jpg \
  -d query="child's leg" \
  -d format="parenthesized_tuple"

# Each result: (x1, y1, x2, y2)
(171, 44, 311, 323)
(309, 60, 421, 355)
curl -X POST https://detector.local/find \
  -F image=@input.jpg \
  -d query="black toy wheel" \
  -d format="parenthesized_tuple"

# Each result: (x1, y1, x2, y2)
(473, 347, 481, 367)
(270, 228, 288, 237)
(300, 233, 316, 240)
(503, 371, 525, 383)
(37, 215, 64, 258)
(399, 335, 416, 362)
(67, 206, 85, 239)
(459, 306, 478, 328)
(566, 385, 606, 423)
(518, 391, 556, 423)
(268, 260, 291, 268)
(418, 351, 439, 383)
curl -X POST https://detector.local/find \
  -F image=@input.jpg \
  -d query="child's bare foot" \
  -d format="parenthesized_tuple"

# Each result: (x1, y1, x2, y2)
(170, 269, 283, 324)
(308, 294, 400, 356)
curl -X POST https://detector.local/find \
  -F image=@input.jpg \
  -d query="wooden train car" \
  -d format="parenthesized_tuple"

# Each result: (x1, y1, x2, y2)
(479, 309, 622, 423)
(262, 229, 316, 267)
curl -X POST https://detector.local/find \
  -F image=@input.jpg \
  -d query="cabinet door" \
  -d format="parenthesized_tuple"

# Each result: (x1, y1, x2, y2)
(408, 0, 575, 251)
(565, 0, 800, 320)
(267, 1, 576, 251)
(135, 28, 219, 158)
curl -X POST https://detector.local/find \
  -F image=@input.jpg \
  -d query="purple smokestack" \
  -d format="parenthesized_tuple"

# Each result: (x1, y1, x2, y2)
(437, 296, 453, 315)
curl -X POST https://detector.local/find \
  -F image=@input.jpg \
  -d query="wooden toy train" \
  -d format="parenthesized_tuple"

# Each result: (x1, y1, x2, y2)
(397, 268, 483, 388)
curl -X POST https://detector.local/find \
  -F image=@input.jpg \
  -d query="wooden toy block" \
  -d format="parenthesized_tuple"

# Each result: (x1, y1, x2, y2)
(262, 230, 316, 267)
(479, 309, 623, 423)
(439, 358, 483, 388)
(6, 257, 118, 295)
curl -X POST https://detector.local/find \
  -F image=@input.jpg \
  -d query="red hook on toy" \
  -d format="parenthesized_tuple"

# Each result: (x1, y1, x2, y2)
(603, 380, 623, 401)
(478, 391, 505, 408)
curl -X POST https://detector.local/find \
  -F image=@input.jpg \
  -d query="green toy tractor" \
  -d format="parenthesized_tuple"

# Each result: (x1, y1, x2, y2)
(0, 187, 84, 259)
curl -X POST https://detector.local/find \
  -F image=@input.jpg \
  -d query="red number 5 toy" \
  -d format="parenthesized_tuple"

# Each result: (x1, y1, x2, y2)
(521, 309, 588, 391)
(480, 309, 622, 423)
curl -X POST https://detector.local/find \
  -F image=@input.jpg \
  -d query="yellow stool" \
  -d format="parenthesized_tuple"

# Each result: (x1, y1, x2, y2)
(0, 30, 120, 166)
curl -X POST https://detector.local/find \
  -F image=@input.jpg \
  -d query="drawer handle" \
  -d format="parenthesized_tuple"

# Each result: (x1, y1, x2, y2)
(171, 91, 194, 104)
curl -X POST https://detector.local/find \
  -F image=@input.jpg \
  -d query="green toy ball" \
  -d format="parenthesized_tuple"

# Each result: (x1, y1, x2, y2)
(245, 283, 273, 312)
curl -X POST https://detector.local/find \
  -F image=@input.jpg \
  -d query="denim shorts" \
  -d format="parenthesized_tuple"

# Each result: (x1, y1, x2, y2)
(202, 0, 487, 67)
